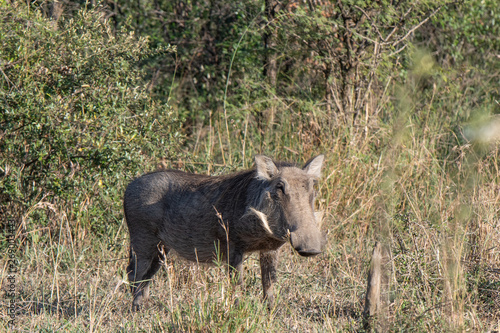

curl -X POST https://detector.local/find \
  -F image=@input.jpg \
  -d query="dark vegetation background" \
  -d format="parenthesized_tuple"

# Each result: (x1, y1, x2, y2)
(0, 0, 499, 331)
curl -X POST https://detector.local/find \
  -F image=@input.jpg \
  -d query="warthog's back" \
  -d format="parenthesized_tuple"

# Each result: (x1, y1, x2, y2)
(124, 169, 255, 262)
(125, 170, 190, 229)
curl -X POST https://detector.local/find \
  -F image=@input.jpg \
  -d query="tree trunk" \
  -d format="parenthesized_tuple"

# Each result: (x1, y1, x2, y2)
(260, 0, 281, 134)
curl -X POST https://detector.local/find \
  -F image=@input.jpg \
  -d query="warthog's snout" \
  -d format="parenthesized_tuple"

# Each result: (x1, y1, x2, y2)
(289, 229, 325, 257)
(295, 248, 322, 257)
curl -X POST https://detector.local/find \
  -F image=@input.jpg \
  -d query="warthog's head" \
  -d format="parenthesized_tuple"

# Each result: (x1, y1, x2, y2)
(249, 155, 326, 256)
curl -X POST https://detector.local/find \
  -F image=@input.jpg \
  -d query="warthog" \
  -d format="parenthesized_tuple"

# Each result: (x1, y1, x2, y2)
(124, 154, 326, 311)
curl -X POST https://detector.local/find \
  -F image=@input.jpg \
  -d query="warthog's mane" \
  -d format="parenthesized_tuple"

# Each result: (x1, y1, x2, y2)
(146, 159, 299, 181)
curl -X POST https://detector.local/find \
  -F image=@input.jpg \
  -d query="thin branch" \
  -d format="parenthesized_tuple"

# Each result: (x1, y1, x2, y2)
(354, 5, 384, 41)
(392, 5, 443, 47)
(388, 44, 408, 57)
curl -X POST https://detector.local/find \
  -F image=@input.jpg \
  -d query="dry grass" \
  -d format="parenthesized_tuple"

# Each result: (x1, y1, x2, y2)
(2, 71, 500, 331)
(2, 120, 499, 332)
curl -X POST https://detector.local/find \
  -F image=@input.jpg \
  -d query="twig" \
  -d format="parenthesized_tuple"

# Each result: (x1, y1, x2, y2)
(392, 5, 443, 47)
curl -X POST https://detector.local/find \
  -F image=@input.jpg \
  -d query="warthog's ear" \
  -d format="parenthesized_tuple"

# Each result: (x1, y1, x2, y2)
(255, 155, 278, 180)
(303, 154, 324, 178)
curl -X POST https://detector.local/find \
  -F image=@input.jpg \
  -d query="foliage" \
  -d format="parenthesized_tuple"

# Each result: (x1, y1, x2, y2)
(105, 0, 265, 123)
(0, 2, 180, 237)
(270, 0, 448, 125)
(421, 0, 500, 68)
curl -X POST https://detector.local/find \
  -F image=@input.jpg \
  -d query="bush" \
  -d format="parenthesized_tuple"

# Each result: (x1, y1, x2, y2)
(0, 2, 180, 240)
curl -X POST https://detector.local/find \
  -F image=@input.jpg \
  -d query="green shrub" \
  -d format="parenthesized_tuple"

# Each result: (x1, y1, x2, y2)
(0, 3, 180, 240)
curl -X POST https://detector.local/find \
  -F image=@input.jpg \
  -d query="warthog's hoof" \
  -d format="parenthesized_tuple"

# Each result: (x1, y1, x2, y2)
(264, 296, 275, 311)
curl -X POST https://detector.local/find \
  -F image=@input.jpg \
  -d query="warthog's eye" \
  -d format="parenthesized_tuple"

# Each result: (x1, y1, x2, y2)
(312, 179, 319, 194)
(310, 179, 319, 200)
(276, 181, 286, 195)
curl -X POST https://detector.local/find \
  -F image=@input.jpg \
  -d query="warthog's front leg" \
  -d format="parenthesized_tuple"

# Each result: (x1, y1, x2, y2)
(228, 249, 244, 284)
(260, 249, 279, 309)
(227, 249, 244, 306)
(127, 243, 167, 312)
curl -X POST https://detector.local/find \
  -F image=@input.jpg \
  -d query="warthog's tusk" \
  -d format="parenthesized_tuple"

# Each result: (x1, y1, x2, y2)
(247, 208, 273, 235)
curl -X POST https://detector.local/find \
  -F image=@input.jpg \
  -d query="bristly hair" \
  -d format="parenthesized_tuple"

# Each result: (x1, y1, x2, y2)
(273, 161, 296, 168)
